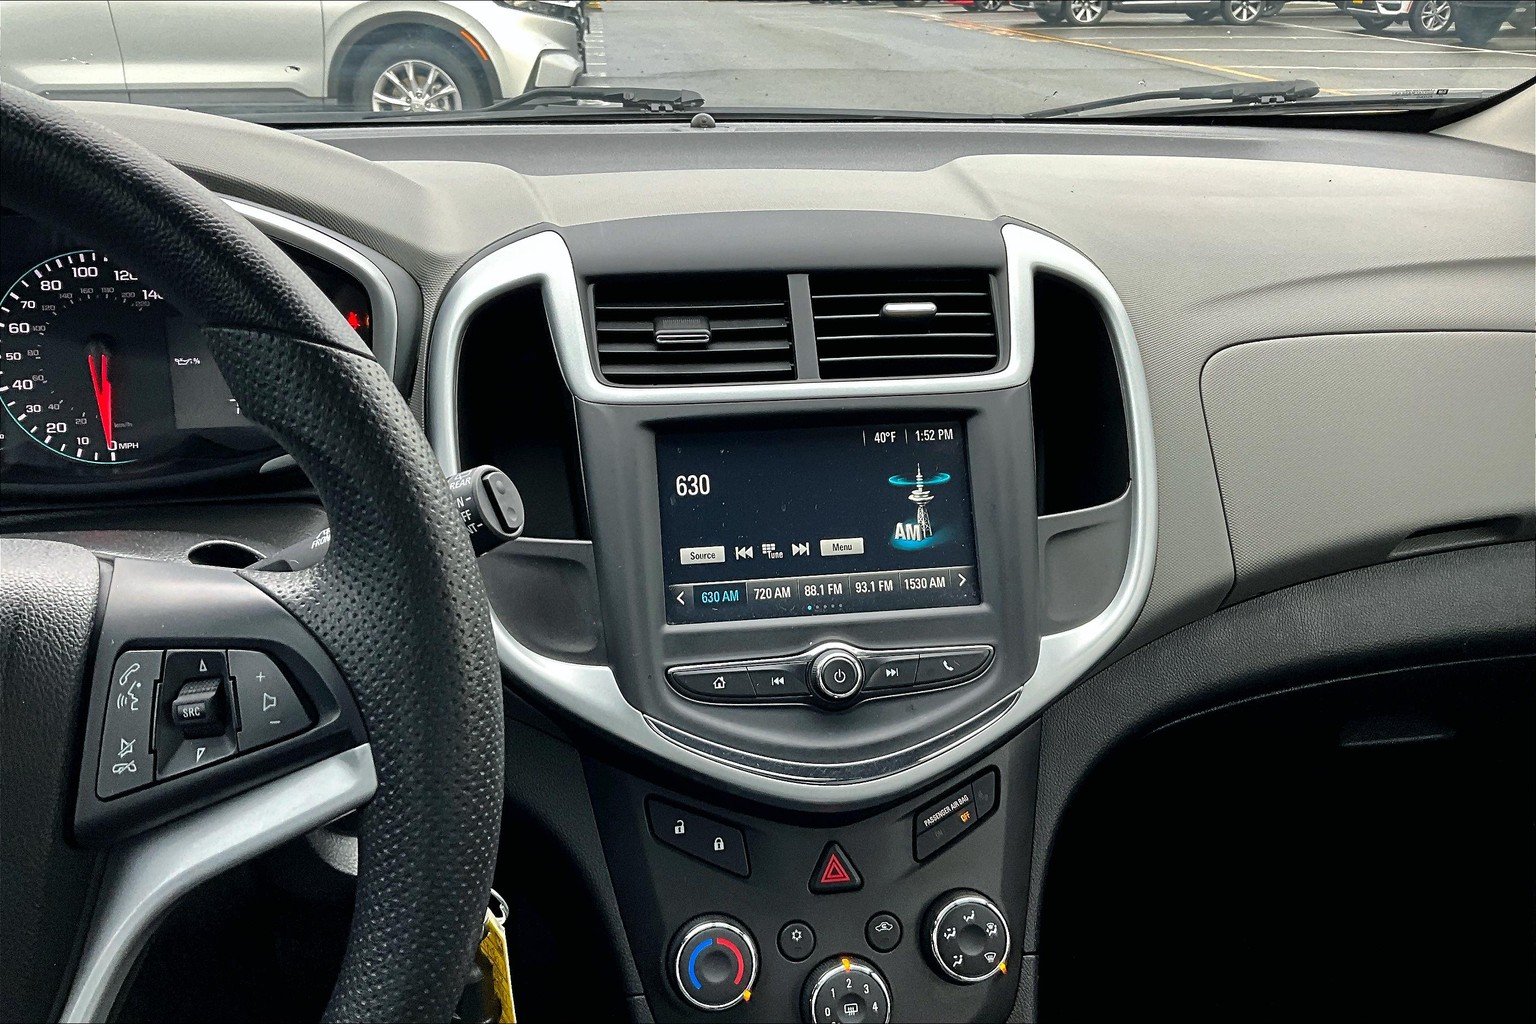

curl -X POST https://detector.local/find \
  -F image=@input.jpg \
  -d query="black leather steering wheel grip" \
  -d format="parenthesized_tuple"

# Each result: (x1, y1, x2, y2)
(0, 82, 504, 1023)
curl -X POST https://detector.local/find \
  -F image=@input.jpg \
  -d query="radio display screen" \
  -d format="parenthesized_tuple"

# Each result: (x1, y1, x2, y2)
(657, 422, 980, 624)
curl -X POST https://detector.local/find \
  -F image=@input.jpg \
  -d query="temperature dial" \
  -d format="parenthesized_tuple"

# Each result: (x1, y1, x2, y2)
(802, 956, 892, 1024)
(925, 889, 1010, 984)
(670, 916, 758, 1012)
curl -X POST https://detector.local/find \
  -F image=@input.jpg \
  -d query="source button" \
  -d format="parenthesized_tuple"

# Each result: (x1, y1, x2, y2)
(680, 545, 726, 566)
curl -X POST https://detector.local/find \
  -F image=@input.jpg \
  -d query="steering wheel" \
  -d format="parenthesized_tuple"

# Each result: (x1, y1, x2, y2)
(0, 85, 503, 1022)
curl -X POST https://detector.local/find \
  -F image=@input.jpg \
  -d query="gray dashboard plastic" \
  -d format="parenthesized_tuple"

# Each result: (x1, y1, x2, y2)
(72, 104, 1536, 658)
(1203, 331, 1536, 602)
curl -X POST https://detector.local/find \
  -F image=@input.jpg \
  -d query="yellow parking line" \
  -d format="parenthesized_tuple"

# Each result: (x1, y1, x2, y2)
(903, 11, 1349, 94)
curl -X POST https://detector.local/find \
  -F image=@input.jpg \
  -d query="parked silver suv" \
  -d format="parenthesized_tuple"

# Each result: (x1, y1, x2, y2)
(0, 1, 583, 113)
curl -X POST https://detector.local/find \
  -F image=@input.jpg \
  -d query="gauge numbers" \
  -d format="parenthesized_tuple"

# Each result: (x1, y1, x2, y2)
(0, 250, 167, 465)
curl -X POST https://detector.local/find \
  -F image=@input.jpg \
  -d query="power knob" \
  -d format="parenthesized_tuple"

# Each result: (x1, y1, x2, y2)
(670, 916, 759, 1012)
(810, 646, 864, 704)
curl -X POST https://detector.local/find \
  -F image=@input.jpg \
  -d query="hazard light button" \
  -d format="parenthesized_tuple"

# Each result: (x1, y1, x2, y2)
(808, 841, 863, 894)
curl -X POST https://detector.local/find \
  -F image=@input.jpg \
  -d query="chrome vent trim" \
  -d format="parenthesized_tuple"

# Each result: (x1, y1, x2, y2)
(810, 270, 1001, 380)
(592, 274, 793, 385)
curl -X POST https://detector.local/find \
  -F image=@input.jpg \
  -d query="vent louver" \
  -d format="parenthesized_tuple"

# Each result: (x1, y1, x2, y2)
(810, 271, 1000, 380)
(593, 274, 794, 385)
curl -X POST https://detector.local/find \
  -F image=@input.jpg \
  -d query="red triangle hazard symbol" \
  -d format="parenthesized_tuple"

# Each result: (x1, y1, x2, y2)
(809, 842, 862, 892)
(820, 853, 851, 885)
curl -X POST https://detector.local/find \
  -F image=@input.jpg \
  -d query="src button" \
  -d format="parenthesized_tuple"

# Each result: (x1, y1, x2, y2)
(810, 647, 864, 703)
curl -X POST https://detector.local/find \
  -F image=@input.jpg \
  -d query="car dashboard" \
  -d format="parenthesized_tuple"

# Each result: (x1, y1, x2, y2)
(5, 95, 1532, 1023)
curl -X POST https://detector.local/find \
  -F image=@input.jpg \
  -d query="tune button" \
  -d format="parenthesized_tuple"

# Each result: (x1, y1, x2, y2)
(810, 647, 864, 703)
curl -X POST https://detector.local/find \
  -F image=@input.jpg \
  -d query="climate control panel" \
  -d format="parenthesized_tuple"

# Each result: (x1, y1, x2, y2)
(590, 732, 1037, 1023)
(664, 893, 1011, 1020)
(667, 642, 993, 708)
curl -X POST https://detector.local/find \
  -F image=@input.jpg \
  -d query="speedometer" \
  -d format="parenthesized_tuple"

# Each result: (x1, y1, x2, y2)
(0, 249, 170, 464)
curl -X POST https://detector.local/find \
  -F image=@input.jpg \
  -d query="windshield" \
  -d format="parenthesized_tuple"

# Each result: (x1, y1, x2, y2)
(2, 1, 1532, 122)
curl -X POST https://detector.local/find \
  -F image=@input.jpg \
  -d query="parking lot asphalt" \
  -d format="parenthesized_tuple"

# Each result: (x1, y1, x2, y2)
(583, 1, 1536, 114)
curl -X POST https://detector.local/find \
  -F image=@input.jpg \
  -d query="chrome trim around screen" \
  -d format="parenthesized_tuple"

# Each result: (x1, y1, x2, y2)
(427, 222, 1156, 809)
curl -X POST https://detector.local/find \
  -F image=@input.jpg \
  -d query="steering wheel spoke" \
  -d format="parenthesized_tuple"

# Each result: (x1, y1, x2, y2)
(75, 555, 369, 845)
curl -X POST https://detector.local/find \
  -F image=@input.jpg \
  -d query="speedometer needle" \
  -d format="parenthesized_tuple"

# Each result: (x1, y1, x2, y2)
(87, 351, 115, 449)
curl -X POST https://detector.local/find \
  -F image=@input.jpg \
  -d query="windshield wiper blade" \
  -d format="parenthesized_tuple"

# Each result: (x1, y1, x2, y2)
(483, 86, 705, 113)
(1025, 79, 1320, 119)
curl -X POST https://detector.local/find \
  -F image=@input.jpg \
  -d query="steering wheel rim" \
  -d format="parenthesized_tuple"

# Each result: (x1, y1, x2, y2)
(0, 83, 503, 1022)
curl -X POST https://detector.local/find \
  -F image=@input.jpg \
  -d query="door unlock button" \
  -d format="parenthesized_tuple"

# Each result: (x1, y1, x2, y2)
(647, 797, 750, 877)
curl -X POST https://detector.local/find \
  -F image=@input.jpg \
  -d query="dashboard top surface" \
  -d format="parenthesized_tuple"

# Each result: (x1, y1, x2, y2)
(31, 100, 1536, 660)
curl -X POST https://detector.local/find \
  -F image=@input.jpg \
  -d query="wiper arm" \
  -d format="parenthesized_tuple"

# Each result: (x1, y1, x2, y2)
(483, 86, 705, 113)
(1025, 79, 1319, 119)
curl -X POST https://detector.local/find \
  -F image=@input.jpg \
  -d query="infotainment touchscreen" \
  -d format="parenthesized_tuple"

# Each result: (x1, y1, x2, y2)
(657, 422, 980, 624)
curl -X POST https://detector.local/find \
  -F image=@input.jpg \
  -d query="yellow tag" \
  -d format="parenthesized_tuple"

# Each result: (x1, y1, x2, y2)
(479, 909, 517, 1024)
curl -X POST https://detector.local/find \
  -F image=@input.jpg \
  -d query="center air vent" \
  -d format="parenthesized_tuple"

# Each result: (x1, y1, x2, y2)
(810, 271, 1000, 380)
(593, 274, 793, 385)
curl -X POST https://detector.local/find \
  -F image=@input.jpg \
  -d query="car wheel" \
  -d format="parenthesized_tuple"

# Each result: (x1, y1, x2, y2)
(1186, 7, 1219, 21)
(1221, 0, 1265, 24)
(1408, 0, 1454, 34)
(1452, 0, 1511, 42)
(353, 37, 488, 112)
(975, 0, 1006, 10)
(1352, 12, 1397, 31)
(1063, 0, 1107, 24)
(1035, 1, 1068, 21)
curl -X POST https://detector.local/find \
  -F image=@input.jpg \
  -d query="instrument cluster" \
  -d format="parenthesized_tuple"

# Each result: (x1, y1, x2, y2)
(0, 212, 375, 498)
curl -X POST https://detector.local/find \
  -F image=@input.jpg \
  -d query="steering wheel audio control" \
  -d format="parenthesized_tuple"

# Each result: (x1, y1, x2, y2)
(670, 916, 759, 1012)
(924, 890, 1011, 984)
(810, 646, 864, 703)
(802, 956, 892, 1024)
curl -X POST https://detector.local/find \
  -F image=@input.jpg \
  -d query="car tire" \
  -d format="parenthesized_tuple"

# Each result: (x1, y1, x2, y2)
(352, 35, 489, 112)
(971, 0, 1005, 9)
(1220, 0, 1265, 24)
(1062, 0, 1107, 24)
(1452, 0, 1511, 43)
(1351, 12, 1397, 31)
(1035, 1, 1068, 21)
(1408, 0, 1454, 34)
